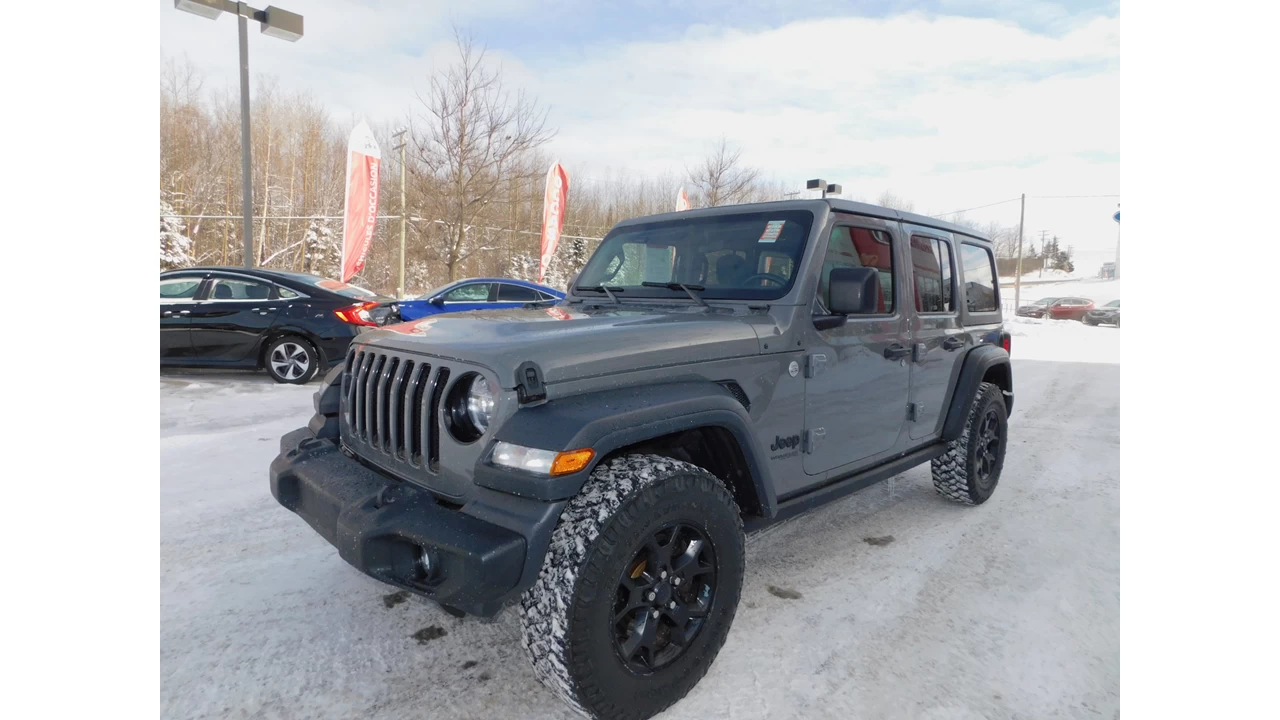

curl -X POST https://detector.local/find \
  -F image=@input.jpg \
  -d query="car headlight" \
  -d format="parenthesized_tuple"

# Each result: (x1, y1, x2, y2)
(466, 375, 494, 434)
(445, 373, 494, 443)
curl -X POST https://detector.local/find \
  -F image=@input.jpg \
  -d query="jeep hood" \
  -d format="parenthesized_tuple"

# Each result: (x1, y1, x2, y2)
(354, 305, 767, 387)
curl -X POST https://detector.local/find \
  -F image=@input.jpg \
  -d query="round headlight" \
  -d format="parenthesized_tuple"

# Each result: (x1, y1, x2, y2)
(465, 375, 494, 434)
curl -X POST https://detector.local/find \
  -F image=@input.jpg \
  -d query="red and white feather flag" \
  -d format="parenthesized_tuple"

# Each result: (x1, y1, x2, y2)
(539, 162, 570, 283)
(340, 120, 381, 283)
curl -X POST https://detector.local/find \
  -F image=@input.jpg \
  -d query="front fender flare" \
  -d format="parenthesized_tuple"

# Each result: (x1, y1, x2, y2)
(473, 381, 776, 513)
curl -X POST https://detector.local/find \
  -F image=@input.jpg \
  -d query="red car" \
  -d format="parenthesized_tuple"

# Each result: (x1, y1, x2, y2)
(1046, 296, 1095, 320)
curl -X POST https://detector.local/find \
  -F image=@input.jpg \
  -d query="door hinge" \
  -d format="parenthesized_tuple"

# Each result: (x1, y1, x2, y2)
(803, 427, 825, 454)
(805, 353, 827, 378)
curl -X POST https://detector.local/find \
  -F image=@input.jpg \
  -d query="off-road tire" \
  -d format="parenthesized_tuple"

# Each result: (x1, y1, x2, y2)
(264, 335, 319, 384)
(520, 454, 745, 720)
(932, 381, 1008, 505)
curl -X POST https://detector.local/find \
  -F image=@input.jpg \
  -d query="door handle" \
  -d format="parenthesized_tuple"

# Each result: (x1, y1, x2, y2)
(884, 343, 911, 360)
(161, 311, 171, 317)
(177, 310, 190, 315)
(942, 336, 965, 351)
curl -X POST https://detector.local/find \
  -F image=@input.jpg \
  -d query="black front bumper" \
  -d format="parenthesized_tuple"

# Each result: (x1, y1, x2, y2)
(270, 427, 552, 617)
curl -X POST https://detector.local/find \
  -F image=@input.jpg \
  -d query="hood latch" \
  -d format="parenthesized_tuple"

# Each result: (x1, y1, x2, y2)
(515, 361, 547, 405)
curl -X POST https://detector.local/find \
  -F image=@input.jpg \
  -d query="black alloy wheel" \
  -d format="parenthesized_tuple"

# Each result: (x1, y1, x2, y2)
(612, 523, 718, 674)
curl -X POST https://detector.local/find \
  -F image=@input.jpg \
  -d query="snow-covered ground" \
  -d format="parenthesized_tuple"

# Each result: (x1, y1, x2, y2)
(161, 323, 1119, 720)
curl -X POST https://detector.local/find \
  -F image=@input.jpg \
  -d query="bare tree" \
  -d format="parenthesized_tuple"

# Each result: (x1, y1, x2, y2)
(876, 191, 915, 213)
(412, 32, 553, 281)
(687, 137, 760, 207)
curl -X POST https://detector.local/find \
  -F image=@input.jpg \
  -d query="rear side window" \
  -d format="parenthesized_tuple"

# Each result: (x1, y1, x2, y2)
(910, 236, 954, 313)
(160, 278, 201, 299)
(497, 284, 540, 302)
(818, 226, 895, 313)
(208, 278, 273, 300)
(959, 243, 998, 313)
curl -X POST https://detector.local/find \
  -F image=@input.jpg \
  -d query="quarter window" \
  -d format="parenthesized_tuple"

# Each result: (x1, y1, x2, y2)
(911, 236, 954, 313)
(959, 243, 998, 313)
(160, 278, 201, 299)
(818, 226, 894, 313)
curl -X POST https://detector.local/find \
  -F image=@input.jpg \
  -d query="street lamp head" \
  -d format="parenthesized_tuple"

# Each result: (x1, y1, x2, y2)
(826, 183, 842, 195)
(806, 178, 826, 191)
(260, 6, 304, 41)
(174, 0, 224, 20)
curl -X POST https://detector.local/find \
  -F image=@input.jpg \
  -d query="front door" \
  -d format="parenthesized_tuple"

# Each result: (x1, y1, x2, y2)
(904, 231, 967, 440)
(803, 221, 910, 475)
(159, 275, 204, 360)
(189, 275, 282, 363)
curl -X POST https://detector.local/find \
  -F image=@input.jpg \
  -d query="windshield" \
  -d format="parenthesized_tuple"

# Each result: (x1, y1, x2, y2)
(575, 210, 815, 301)
(1105, 299, 1120, 307)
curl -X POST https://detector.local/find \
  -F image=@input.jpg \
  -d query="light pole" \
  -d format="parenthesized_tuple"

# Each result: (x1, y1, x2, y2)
(392, 127, 408, 298)
(173, 1, 304, 268)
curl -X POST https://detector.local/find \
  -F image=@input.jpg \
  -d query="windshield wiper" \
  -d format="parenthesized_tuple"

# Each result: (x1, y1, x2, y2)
(575, 284, 623, 304)
(642, 282, 710, 308)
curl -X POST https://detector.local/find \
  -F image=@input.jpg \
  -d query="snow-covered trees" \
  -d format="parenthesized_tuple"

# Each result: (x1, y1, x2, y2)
(302, 218, 341, 277)
(160, 199, 194, 270)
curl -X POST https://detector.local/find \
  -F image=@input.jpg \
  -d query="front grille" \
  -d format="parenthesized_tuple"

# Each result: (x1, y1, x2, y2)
(342, 347, 452, 472)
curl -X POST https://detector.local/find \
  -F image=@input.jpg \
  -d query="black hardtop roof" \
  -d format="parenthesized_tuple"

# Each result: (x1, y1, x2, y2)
(612, 198, 992, 244)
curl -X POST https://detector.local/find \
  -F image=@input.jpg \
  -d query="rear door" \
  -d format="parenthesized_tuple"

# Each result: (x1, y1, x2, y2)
(160, 274, 205, 360)
(904, 230, 966, 440)
(495, 282, 542, 307)
(803, 218, 910, 477)
(188, 274, 283, 363)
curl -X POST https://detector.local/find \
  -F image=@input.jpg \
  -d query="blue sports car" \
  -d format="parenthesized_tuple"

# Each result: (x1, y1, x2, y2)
(383, 278, 565, 323)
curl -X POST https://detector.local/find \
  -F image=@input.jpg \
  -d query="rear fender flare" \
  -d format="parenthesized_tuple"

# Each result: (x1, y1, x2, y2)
(941, 344, 1012, 442)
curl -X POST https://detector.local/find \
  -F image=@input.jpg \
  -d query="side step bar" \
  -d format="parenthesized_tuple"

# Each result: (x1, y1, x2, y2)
(744, 443, 948, 533)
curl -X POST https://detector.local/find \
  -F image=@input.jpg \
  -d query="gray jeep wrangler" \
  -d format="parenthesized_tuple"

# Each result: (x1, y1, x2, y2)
(270, 198, 1013, 720)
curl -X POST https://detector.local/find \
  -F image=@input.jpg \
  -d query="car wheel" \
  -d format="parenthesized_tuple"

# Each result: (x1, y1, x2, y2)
(1114, 316, 1120, 328)
(932, 382, 1008, 505)
(1083, 317, 1095, 326)
(520, 454, 745, 720)
(265, 336, 319, 384)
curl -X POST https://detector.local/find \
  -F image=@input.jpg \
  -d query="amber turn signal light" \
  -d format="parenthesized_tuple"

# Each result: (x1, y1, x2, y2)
(550, 448, 595, 476)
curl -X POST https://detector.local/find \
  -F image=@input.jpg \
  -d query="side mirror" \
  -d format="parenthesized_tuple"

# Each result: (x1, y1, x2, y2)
(828, 267, 880, 315)
(429, 295, 445, 306)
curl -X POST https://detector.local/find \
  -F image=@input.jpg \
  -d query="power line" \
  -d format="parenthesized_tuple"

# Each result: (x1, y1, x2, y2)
(1028, 194, 1120, 199)
(932, 197, 1022, 218)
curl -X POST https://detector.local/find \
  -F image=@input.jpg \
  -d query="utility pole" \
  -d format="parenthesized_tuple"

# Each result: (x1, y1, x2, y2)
(1114, 203, 1121, 279)
(392, 128, 407, 299)
(1038, 230, 1049, 278)
(1014, 193, 1026, 312)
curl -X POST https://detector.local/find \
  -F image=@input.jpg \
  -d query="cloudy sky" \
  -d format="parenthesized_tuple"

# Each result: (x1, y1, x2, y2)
(160, 0, 1120, 262)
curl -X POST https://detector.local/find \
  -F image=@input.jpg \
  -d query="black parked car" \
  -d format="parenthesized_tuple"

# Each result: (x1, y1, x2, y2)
(1083, 299, 1120, 326)
(160, 267, 387, 383)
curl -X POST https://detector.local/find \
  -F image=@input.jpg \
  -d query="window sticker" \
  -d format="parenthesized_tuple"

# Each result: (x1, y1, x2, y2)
(758, 220, 786, 243)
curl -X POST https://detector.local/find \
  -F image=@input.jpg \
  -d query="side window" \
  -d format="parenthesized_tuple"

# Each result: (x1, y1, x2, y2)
(160, 277, 201, 300)
(818, 226, 894, 314)
(537, 291, 558, 301)
(959, 243, 998, 313)
(910, 236, 954, 313)
(497, 284, 539, 302)
(207, 277, 273, 301)
(443, 283, 491, 302)
(277, 286, 300, 299)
